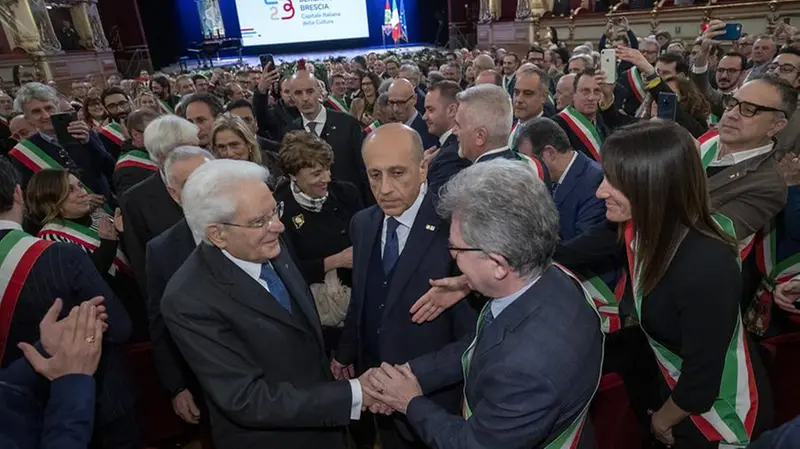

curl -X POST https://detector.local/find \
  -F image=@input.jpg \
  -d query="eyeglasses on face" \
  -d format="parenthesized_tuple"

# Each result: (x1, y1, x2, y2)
(388, 94, 415, 107)
(447, 246, 484, 259)
(723, 96, 786, 118)
(766, 63, 800, 75)
(220, 201, 284, 229)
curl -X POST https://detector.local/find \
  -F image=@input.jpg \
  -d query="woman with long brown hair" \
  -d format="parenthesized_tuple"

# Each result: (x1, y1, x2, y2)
(349, 71, 381, 126)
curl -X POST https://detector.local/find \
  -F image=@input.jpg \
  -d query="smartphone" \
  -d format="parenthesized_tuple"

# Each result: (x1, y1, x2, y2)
(601, 49, 616, 84)
(718, 23, 743, 41)
(51, 111, 78, 146)
(657, 92, 677, 121)
(259, 54, 275, 71)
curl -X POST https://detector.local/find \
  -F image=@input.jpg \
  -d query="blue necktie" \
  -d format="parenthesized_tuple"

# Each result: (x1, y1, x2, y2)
(382, 217, 400, 274)
(550, 181, 560, 199)
(259, 263, 292, 314)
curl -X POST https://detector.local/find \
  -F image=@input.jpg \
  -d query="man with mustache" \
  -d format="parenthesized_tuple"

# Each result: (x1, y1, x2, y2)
(691, 20, 748, 122)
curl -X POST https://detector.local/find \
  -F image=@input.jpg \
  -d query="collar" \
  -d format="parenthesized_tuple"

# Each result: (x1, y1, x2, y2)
(301, 106, 327, 127)
(384, 183, 427, 230)
(711, 141, 775, 167)
(39, 131, 60, 147)
(475, 146, 509, 163)
(0, 220, 22, 231)
(439, 128, 454, 146)
(405, 110, 419, 127)
(490, 274, 541, 318)
(221, 249, 268, 279)
(557, 152, 578, 184)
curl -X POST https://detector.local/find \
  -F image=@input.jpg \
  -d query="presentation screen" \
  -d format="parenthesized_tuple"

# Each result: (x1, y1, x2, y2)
(236, 0, 371, 47)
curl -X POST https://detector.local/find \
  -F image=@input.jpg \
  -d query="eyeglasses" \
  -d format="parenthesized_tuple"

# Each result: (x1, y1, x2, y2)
(766, 63, 800, 75)
(388, 94, 415, 107)
(220, 202, 284, 229)
(723, 97, 786, 118)
(715, 67, 741, 75)
(447, 246, 484, 259)
(105, 101, 130, 112)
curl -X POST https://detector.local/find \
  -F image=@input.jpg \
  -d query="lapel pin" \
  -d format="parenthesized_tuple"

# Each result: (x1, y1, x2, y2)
(425, 224, 436, 231)
(292, 214, 305, 230)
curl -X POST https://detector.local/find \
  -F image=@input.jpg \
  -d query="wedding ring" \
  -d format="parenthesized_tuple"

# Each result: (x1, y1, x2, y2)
(85, 335, 96, 344)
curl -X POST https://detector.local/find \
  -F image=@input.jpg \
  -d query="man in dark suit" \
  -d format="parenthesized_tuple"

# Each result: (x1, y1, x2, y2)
(119, 115, 200, 294)
(517, 118, 605, 241)
(501, 53, 521, 97)
(289, 70, 370, 201)
(509, 66, 553, 148)
(423, 81, 470, 195)
(0, 157, 137, 449)
(113, 107, 159, 195)
(161, 159, 378, 449)
(253, 73, 301, 143)
(362, 159, 603, 449)
(333, 124, 476, 449)
(551, 70, 610, 163)
(388, 78, 438, 149)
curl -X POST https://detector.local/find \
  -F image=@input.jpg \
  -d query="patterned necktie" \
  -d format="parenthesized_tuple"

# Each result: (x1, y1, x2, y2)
(306, 121, 318, 137)
(550, 181, 560, 199)
(259, 263, 292, 314)
(382, 217, 401, 274)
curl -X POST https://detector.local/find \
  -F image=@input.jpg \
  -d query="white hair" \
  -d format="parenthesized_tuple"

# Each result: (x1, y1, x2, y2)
(182, 159, 270, 243)
(572, 45, 592, 55)
(569, 54, 594, 70)
(398, 63, 421, 84)
(14, 82, 58, 114)
(455, 84, 513, 145)
(472, 54, 495, 73)
(143, 115, 200, 166)
(164, 145, 215, 188)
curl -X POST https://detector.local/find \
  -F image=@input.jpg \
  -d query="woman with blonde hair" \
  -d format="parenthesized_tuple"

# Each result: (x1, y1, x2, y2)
(134, 91, 159, 112)
(210, 115, 284, 186)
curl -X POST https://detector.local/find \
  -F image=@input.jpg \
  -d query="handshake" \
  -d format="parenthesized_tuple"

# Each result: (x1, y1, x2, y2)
(331, 359, 423, 415)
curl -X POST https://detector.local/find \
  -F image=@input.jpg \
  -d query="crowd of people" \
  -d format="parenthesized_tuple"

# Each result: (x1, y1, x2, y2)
(0, 14, 800, 449)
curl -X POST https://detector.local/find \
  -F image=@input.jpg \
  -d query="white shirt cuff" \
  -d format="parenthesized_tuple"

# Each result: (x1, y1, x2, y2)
(692, 64, 708, 74)
(348, 379, 362, 420)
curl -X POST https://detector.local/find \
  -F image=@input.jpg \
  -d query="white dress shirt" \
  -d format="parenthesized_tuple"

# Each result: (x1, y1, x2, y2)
(490, 275, 542, 319)
(557, 152, 579, 184)
(301, 106, 327, 136)
(380, 183, 427, 258)
(709, 142, 774, 167)
(438, 128, 454, 147)
(0, 220, 22, 231)
(405, 110, 419, 127)
(474, 146, 510, 164)
(220, 248, 363, 419)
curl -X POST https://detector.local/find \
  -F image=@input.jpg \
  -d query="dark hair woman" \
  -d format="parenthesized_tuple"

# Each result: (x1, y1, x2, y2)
(82, 96, 107, 131)
(350, 72, 382, 127)
(562, 121, 772, 448)
(274, 131, 364, 353)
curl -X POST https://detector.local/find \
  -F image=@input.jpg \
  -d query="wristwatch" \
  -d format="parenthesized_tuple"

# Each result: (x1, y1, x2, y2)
(644, 72, 659, 82)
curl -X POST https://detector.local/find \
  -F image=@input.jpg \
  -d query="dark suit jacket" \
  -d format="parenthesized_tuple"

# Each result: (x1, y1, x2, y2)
(0, 357, 95, 449)
(119, 173, 183, 294)
(551, 113, 610, 163)
(252, 90, 300, 142)
(708, 150, 787, 239)
(405, 265, 603, 449)
(407, 112, 439, 150)
(428, 133, 470, 196)
(145, 218, 197, 397)
(554, 152, 606, 241)
(415, 87, 426, 114)
(112, 141, 155, 195)
(161, 243, 351, 449)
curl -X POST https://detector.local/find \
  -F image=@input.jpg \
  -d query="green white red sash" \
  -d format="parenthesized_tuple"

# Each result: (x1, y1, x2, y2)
(116, 149, 158, 172)
(38, 219, 131, 276)
(624, 221, 758, 445)
(364, 121, 380, 134)
(626, 67, 646, 103)
(460, 264, 604, 449)
(516, 151, 546, 183)
(157, 98, 174, 114)
(558, 106, 602, 162)
(327, 96, 348, 113)
(578, 271, 626, 334)
(100, 122, 125, 146)
(707, 113, 720, 129)
(0, 230, 53, 362)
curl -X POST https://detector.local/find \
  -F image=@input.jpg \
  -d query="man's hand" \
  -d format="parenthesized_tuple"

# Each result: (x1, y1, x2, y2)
(410, 275, 471, 323)
(615, 47, 655, 77)
(258, 68, 280, 94)
(67, 120, 91, 144)
(40, 297, 107, 355)
(778, 152, 800, 187)
(330, 358, 355, 380)
(358, 368, 393, 415)
(775, 279, 800, 314)
(362, 363, 422, 415)
(423, 146, 440, 170)
(172, 389, 201, 424)
(650, 409, 676, 446)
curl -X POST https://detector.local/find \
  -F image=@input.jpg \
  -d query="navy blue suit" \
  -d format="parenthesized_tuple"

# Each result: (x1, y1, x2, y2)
(0, 356, 95, 449)
(552, 152, 606, 241)
(414, 87, 426, 114)
(427, 133, 470, 196)
(405, 265, 603, 449)
(407, 112, 438, 150)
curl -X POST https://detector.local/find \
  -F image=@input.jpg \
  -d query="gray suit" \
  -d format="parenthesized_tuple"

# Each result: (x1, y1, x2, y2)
(161, 242, 351, 449)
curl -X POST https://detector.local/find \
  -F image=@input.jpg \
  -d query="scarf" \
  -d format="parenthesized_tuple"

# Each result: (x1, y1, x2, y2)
(290, 178, 328, 213)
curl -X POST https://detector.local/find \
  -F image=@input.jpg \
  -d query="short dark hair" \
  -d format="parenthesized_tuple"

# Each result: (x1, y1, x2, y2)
(176, 92, 223, 118)
(352, 55, 367, 69)
(655, 30, 672, 41)
(0, 157, 20, 213)
(552, 48, 571, 66)
(778, 47, 800, 58)
(151, 74, 170, 92)
(710, 44, 724, 60)
(191, 74, 208, 83)
(527, 46, 545, 57)
(126, 107, 158, 133)
(518, 117, 572, 156)
(573, 68, 596, 91)
(504, 53, 521, 65)
(428, 80, 462, 103)
(751, 73, 798, 119)
(722, 51, 748, 71)
(224, 99, 254, 113)
(657, 53, 689, 75)
(100, 86, 128, 106)
(330, 72, 345, 83)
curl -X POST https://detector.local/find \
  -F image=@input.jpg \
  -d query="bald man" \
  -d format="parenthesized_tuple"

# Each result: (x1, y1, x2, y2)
(475, 70, 502, 86)
(388, 78, 437, 149)
(334, 123, 475, 449)
(289, 70, 370, 201)
(554, 73, 576, 112)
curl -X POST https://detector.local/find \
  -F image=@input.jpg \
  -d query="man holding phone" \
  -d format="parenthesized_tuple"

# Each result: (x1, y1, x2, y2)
(8, 83, 114, 206)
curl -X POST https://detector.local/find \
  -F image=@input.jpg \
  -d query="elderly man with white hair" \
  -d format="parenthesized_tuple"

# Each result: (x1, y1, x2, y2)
(8, 82, 115, 203)
(118, 114, 200, 293)
(161, 159, 378, 449)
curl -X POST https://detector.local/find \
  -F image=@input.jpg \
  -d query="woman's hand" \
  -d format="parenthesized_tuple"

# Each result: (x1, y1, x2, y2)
(98, 215, 118, 241)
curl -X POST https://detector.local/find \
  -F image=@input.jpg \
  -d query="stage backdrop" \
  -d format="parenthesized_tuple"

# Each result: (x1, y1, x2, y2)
(174, 0, 419, 55)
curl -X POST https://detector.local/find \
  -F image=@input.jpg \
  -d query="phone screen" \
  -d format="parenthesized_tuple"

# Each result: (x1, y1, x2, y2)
(657, 92, 677, 121)
(51, 112, 78, 146)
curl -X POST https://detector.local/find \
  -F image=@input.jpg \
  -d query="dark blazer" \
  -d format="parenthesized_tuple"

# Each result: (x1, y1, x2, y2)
(112, 141, 155, 195)
(551, 113, 610, 163)
(553, 151, 606, 241)
(427, 133, 470, 196)
(613, 69, 644, 116)
(405, 265, 603, 449)
(407, 112, 439, 150)
(0, 357, 95, 449)
(119, 173, 183, 294)
(161, 243, 352, 449)
(414, 87, 426, 114)
(290, 109, 369, 201)
(145, 218, 197, 397)
(252, 90, 300, 142)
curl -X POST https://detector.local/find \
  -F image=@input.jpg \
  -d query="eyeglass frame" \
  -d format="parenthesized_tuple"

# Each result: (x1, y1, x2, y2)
(766, 63, 800, 75)
(722, 96, 787, 118)
(447, 246, 485, 259)
(220, 201, 284, 229)
(388, 94, 415, 108)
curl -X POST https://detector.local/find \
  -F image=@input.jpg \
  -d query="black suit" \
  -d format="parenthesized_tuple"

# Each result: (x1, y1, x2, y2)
(414, 87, 426, 114)
(427, 133, 470, 196)
(407, 112, 438, 150)
(119, 173, 183, 294)
(161, 243, 352, 449)
(253, 91, 300, 142)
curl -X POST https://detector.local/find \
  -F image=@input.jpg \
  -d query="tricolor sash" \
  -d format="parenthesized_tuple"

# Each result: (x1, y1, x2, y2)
(707, 113, 720, 129)
(624, 221, 758, 446)
(515, 151, 546, 183)
(364, 121, 380, 134)
(0, 230, 53, 362)
(116, 150, 158, 172)
(327, 96, 348, 113)
(578, 271, 626, 334)
(38, 219, 131, 276)
(157, 98, 174, 114)
(460, 264, 604, 449)
(558, 106, 602, 162)
(626, 67, 646, 103)
(100, 122, 125, 146)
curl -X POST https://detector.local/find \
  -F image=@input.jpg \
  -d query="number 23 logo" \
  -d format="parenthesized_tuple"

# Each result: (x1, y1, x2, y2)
(264, 0, 295, 20)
